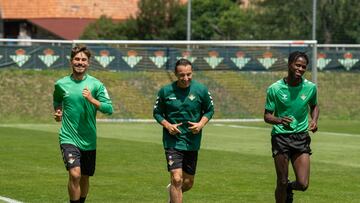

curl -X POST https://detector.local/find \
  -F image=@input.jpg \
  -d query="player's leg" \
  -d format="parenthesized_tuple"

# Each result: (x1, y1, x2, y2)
(61, 144, 82, 203)
(182, 172, 194, 192)
(68, 166, 82, 202)
(165, 148, 184, 203)
(290, 153, 310, 191)
(271, 134, 291, 203)
(169, 168, 184, 203)
(79, 150, 96, 203)
(182, 150, 198, 192)
(80, 175, 89, 203)
(289, 132, 311, 192)
(274, 154, 290, 203)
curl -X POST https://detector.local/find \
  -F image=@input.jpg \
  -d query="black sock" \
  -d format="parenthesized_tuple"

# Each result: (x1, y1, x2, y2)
(80, 196, 86, 203)
(70, 200, 80, 203)
(288, 181, 294, 190)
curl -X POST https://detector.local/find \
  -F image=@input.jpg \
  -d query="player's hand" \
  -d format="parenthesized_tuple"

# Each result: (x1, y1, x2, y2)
(308, 120, 318, 133)
(166, 123, 182, 135)
(54, 109, 62, 122)
(188, 121, 204, 134)
(279, 117, 293, 127)
(82, 86, 93, 101)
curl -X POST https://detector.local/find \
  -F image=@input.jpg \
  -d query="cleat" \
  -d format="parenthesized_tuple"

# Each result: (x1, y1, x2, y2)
(286, 180, 294, 203)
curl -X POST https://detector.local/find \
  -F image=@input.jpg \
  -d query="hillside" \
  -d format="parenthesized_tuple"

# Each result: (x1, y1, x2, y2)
(0, 69, 359, 123)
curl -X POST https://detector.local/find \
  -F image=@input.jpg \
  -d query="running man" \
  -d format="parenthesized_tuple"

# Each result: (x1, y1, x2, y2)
(264, 51, 319, 203)
(153, 58, 214, 203)
(53, 45, 113, 203)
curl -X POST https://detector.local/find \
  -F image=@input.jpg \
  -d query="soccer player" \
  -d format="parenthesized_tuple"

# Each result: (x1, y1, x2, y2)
(53, 45, 113, 203)
(153, 58, 214, 203)
(264, 51, 319, 203)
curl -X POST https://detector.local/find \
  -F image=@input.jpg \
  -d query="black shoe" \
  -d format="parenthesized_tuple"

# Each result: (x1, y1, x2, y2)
(286, 181, 294, 203)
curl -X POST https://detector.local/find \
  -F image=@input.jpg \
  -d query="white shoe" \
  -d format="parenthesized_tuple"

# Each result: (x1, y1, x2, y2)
(166, 183, 171, 203)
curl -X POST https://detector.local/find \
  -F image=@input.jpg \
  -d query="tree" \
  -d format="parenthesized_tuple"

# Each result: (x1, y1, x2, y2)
(253, 0, 360, 43)
(191, 0, 256, 40)
(81, 0, 187, 40)
(80, 15, 121, 39)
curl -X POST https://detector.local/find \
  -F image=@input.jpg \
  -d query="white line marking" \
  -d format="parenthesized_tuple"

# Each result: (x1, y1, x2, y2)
(0, 196, 23, 203)
(212, 124, 360, 137)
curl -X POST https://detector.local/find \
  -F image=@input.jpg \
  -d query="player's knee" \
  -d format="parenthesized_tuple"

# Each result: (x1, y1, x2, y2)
(69, 169, 81, 182)
(277, 178, 288, 188)
(171, 175, 183, 188)
(182, 178, 194, 192)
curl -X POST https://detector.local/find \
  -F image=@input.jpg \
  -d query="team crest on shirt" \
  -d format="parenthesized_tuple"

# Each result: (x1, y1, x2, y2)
(281, 94, 288, 100)
(188, 94, 196, 101)
(301, 94, 307, 100)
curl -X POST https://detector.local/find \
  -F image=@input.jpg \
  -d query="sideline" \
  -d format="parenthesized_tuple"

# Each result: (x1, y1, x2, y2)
(0, 196, 23, 203)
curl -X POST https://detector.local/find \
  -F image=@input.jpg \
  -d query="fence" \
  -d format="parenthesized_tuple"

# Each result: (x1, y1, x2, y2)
(0, 39, 359, 121)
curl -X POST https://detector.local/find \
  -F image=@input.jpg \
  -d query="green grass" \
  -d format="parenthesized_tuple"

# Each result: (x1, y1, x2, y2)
(1, 69, 360, 122)
(0, 120, 360, 203)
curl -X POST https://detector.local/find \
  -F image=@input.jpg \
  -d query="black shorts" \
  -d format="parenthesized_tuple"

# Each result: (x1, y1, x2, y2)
(60, 144, 96, 176)
(271, 132, 312, 158)
(165, 148, 198, 175)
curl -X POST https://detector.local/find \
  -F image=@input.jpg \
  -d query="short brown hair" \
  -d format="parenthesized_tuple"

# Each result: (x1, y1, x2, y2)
(175, 58, 192, 73)
(70, 45, 91, 60)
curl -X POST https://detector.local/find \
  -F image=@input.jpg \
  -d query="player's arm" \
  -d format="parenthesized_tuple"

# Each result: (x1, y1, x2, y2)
(264, 87, 292, 126)
(309, 104, 319, 133)
(308, 85, 319, 133)
(264, 109, 292, 126)
(53, 83, 63, 122)
(153, 89, 182, 135)
(85, 84, 113, 115)
(188, 88, 214, 134)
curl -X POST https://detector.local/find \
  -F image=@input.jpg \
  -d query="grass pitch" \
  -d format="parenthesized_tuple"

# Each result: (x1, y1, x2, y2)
(0, 120, 360, 203)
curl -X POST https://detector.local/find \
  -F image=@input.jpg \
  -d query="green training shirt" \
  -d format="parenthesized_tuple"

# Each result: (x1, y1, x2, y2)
(265, 78, 317, 135)
(53, 74, 113, 150)
(153, 80, 214, 151)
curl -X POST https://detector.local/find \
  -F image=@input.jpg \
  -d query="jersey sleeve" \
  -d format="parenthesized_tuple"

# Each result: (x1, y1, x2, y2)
(153, 88, 166, 123)
(265, 87, 275, 111)
(53, 82, 63, 110)
(96, 83, 113, 115)
(201, 87, 214, 120)
(308, 85, 318, 106)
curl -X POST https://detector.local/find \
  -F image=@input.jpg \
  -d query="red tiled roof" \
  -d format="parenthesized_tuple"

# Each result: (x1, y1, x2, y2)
(0, 0, 140, 20)
(28, 18, 95, 40)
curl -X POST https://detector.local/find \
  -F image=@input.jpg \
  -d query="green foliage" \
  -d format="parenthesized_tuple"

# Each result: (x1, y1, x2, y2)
(135, 0, 187, 40)
(80, 15, 121, 40)
(191, 0, 256, 40)
(255, 0, 360, 43)
(81, 0, 187, 40)
(81, 0, 360, 43)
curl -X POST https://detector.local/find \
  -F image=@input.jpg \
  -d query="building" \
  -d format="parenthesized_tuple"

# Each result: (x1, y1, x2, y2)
(0, 0, 140, 39)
